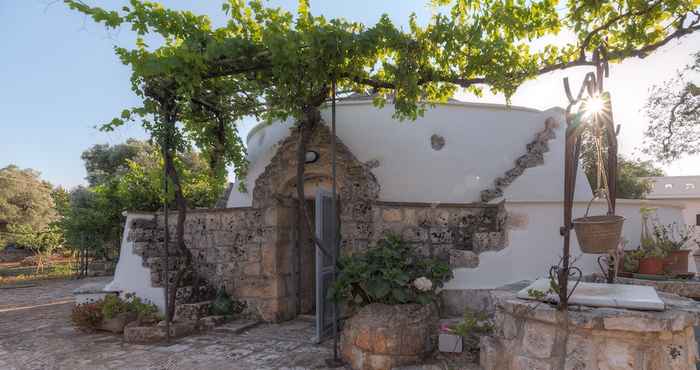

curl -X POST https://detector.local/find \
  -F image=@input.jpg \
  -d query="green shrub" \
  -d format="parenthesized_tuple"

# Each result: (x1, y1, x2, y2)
(330, 234, 453, 307)
(101, 294, 128, 319)
(71, 302, 104, 332)
(71, 293, 161, 331)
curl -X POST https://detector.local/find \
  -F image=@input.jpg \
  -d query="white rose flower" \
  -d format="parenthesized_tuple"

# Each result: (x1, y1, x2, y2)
(413, 277, 433, 292)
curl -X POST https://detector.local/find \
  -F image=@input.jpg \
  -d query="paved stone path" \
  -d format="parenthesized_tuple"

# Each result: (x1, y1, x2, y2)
(0, 278, 336, 370)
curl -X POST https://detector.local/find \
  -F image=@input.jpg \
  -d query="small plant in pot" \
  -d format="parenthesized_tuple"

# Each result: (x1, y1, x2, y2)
(654, 223, 695, 275)
(637, 237, 668, 276)
(330, 234, 453, 370)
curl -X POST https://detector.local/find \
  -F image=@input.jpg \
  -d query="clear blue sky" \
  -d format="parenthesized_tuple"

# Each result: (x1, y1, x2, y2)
(0, 0, 438, 188)
(1, 1, 699, 189)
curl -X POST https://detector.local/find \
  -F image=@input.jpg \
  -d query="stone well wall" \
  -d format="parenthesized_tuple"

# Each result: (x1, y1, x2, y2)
(481, 291, 700, 370)
(126, 207, 297, 322)
(370, 202, 508, 268)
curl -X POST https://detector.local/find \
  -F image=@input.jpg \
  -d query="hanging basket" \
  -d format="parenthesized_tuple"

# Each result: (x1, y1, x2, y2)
(572, 215, 625, 254)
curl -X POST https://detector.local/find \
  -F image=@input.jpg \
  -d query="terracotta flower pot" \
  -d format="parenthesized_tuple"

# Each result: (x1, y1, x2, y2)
(638, 257, 665, 275)
(663, 250, 691, 275)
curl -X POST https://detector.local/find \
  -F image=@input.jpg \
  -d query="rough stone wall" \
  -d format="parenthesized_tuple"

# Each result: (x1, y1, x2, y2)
(126, 207, 296, 322)
(481, 292, 700, 370)
(481, 117, 559, 202)
(370, 202, 508, 268)
(250, 122, 380, 255)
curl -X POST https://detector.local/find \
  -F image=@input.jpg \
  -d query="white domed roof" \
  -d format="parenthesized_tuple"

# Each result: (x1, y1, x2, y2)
(227, 100, 593, 207)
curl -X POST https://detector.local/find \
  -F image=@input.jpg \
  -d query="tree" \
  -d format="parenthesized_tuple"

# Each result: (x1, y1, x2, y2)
(81, 138, 152, 187)
(583, 154, 665, 199)
(644, 51, 700, 161)
(0, 165, 58, 247)
(66, 0, 700, 319)
(56, 139, 222, 260)
(10, 224, 64, 273)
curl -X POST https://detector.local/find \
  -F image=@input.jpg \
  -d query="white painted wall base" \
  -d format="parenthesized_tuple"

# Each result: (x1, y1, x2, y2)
(105, 213, 166, 312)
(444, 199, 686, 291)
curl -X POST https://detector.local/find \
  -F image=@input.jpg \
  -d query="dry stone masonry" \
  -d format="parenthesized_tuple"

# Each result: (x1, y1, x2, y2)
(127, 208, 297, 322)
(481, 117, 559, 202)
(124, 122, 512, 322)
(371, 202, 508, 268)
(481, 289, 700, 370)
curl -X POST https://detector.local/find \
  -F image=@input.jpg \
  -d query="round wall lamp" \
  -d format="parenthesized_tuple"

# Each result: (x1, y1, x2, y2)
(305, 150, 320, 164)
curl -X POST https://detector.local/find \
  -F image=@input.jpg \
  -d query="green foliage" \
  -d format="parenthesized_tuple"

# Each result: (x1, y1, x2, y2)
(10, 224, 63, 256)
(70, 302, 104, 332)
(622, 249, 645, 272)
(64, 0, 700, 196)
(71, 293, 161, 332)
(653, 222, 695, 252)
(447, 308, 493, 348)
(0, 165, 58, 247)
(56, 139, 222, 257)
(644, 51, 700, 162)
(210, 287, 247, 316)
(330, 234, 452, 307)
(581, 139, 665, 199)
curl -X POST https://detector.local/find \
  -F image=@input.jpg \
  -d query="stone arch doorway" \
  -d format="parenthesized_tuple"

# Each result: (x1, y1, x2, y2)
(249, 123, 379, 319)
(278, 174, 342, 316)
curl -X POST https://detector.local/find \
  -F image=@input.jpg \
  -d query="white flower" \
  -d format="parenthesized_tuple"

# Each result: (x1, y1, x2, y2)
(413, 277, 433, 292)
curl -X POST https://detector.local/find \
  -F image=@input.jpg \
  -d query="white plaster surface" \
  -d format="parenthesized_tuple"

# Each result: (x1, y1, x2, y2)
(443, 199, 685, 291)
(228, 100, 593, 207)
(104, 213, 165, 312)
(517, 278, 665, 311)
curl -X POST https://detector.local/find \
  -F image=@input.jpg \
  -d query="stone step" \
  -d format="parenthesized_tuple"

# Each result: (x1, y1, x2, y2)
(174, 300, 212, 322)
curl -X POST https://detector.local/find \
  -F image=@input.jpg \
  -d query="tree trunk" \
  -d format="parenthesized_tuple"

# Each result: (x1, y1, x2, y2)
(163, 146, 194, 321)
(295, 105, 332, 258)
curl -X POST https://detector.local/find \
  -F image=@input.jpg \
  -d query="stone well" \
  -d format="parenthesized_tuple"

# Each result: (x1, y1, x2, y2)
(480, 291, 700, 370)
(340, 303, 439, 370)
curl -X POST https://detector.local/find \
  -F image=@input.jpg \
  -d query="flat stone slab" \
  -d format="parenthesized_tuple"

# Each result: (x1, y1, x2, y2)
(587, 273, 700, 300)
(517, 278, 665, 311)
(72, 282, 109, 294)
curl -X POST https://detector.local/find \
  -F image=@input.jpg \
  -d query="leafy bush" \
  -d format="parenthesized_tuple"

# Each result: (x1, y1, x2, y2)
(330, 234, 452, 307)
(101, 294, 128, 319)
(210, 287, 247, 316)
(71, 293, 161, 331)
(71, 302, 104, 332)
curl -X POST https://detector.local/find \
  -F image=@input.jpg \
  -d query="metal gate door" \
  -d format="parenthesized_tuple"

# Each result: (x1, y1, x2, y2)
(314, 188, 336, 343)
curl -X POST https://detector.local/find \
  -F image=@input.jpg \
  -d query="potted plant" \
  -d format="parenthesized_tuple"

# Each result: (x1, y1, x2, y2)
(331, 234, 453, 370)
(654, 223, 694, 275)
(637, 243, 667, 275)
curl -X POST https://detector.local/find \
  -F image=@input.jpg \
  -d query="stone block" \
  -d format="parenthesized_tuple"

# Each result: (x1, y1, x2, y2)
(512, 356, 551, 370)
(597, 340, 636, 370)
(429, 227, 452, 243)
(381, 208, 403, 222)
(174, 301, 212, 322)
(205, 213, 222, 231)
(243, 262, 261, 276)
(198, 315, 228, 331)
(603, 315, 665, 333)
(449, 250, 479, 268)
(522, 321, 555, 359)
(565, 334, 593, 370)
(123, 323, 165, 344)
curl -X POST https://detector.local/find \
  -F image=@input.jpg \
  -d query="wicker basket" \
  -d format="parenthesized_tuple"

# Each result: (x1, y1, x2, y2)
(572, 215, 625, 254)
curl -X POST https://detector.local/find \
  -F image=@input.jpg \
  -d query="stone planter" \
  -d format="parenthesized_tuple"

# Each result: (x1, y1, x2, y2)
(639, 256, 664, 275)
(481, 291, 700, 370)
(664, 250, 691, 275)
(123, 320, 197, 344)
(100, 312, 136, 334)
(340, 303, 439, 370)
